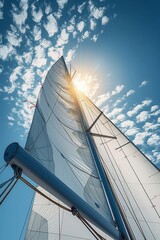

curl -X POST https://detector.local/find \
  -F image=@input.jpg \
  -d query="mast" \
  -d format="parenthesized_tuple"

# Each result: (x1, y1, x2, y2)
(68, 68, 132, 240)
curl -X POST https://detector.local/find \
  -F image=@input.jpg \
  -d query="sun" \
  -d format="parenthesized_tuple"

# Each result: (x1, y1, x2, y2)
(73, 74, 89, 95)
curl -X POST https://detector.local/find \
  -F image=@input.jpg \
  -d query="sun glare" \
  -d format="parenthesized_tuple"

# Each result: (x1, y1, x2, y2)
(73, 74, 89, 95)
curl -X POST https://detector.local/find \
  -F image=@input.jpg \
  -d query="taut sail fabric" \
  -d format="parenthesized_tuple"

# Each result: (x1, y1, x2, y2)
(25, 57, 115, 239)
(78, 92, 160, 240)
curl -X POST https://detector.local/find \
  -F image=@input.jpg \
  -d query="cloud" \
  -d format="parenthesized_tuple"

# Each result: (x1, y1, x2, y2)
(6, 28, 22, 47)
(0, 44, 14, 60)
(120, 120, 134, 129)
(4, 66, 22, 93)
(66, 49, 76, 63)
(0, 0, 4, 19)
(143, 122, 160, 132)
(92, 34, 98, 42)
(136, 111, 149, 122)
(21, 68, 35, 92)
(31, 4, 43, 22)
(127, 99, 152, 117)
(11, 0, 28, 32)
(151, 105, 159, 112)
(48, 46, 63, 61)
(82, 31, 89, 39)
(96, 84, 124, 107)
(147, 134, 160, 146)
(89, 1, 105, 19)
(32, 45, 47, 68)
(102, 16, 109, 25)
(139, 80, 148, 87)
(107, 107, 123, 119)
(32, 26, 41, 41)
(57, 0, 68, 9)
(44, 14, 58, 37)
(77, 21, 85, 32)
(56, 28, 69, 47)
(77, 2, 86, 14)
(126, 89, 135, 97)
(133, 132, 149, 145)
(90, 18, 97, 30)
(125, 128, 139, 136)
(117, 114, 126, 122)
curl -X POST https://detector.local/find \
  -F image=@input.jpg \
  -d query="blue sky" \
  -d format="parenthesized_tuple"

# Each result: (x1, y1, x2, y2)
(0, 0, 160, 239)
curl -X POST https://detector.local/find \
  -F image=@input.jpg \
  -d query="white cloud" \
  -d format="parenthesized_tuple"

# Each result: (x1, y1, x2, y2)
(147, 134, 160, 146)
(143, 122, 160, 132)
(22, 52, 32, 64)
(133, 132, 149, 145)
(77, 2, 86, 14)
(126, 89, 135, 97)
(89, 1, 105, 19)
(117, 114, 126, 122)
(48, 46, 63, 61)
(136, 111, 149, 122)
(66, 49, 76, 63)
(4, 66, 22, 93)
(102, 16, 109, 25)
(32, 26, 41, 41)
(67, 24, 74, 32)
(96, 84, 124, 107)
(57, 0, 68, 9)
(12, 0, 28, 31)
(31, 4, 43, 22)
(120, 120, 134, 129)
(0, 44, 14, 60)
(107, 107, 123, 119)
(32, 45, 47, 68)
(77, 21, 85, 32)
(127, 99, 152, 117)
(40, 39, 51, 48)
(56, 28, 69, 47)
(6, 29, 22, 47)
(44, 14, 58, 37)
(158, 117, 160, 123)
(0, 0, 4, 19)
(125, 128, 139, 136)
(21, 68, 35, 91)
(82, 31, 89, 39)
(90, 18, 96, 30)
(92, 34, 98, 42)
(151, 105, 159, 112)
(151, 109, 160, 116)
(139, 80, 148, 87)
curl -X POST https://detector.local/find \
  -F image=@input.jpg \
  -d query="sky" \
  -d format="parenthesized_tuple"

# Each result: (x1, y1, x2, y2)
(0, 0, 160, 239)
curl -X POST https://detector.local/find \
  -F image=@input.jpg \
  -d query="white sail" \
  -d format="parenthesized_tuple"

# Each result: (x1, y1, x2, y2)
(24, 57, 118, 239)
(25, 186, 110, 240)
(78, 92, 160, 240)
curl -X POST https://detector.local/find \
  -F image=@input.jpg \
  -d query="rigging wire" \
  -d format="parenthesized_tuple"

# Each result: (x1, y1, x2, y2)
(0, 176, 19, 205)
(20, 176, 107, 240)
(0, 163, 8, 175)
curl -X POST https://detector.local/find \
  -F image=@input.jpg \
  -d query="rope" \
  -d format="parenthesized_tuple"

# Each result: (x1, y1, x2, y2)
(20, 176, 108, 240)
(0, 177, 19, 205)
(20, 176, 72, 212)
(76, 211, 106, 240)
(0, 163, 8, 174)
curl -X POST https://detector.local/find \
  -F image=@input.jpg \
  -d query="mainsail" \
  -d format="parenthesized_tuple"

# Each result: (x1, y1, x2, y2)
(4, 56, 160, 240)
(24, 56, 120, 239)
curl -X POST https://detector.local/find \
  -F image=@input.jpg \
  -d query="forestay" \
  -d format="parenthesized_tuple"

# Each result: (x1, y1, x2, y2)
(25, 57, 116, 239)
(78, 92, 160, 240)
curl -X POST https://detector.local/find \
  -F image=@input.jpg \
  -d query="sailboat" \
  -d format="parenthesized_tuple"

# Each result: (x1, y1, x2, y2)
(3, 56, 160, 239)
